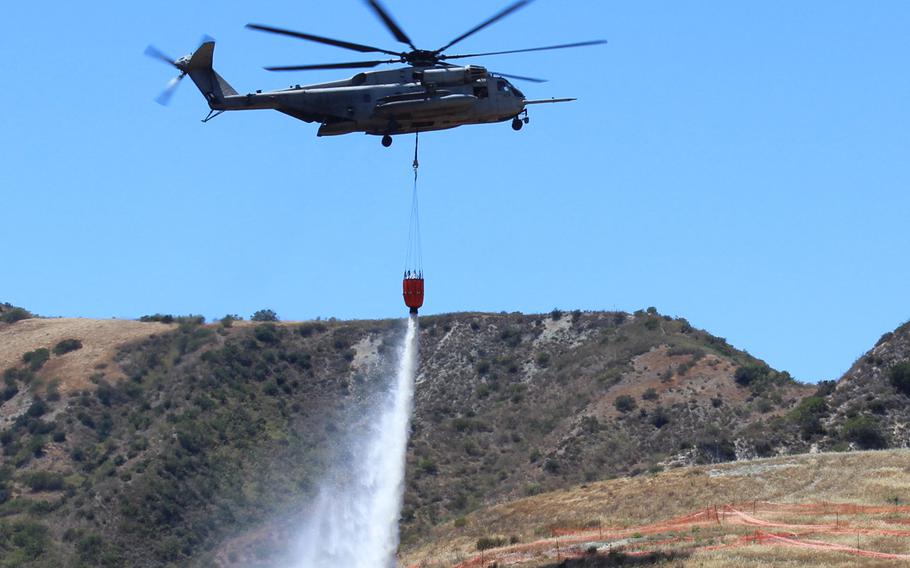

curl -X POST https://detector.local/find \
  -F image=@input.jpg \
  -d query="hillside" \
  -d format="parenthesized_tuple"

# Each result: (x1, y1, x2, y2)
(0, 309, 906, 566)
(401, 449, 910, 567)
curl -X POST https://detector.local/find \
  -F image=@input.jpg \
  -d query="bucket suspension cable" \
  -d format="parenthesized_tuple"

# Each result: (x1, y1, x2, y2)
(403, 132, 425, 315)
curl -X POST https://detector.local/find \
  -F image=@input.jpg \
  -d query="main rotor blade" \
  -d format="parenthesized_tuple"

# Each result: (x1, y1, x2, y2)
(436, 0, 533, 53)
(145, 45, 178, 68)
(496, 72, 548, 83)
(265, 60, 395, 72)
(364, 0, 417, 50)
(441, 40, 607, 61)
(246, 23, 401, 56)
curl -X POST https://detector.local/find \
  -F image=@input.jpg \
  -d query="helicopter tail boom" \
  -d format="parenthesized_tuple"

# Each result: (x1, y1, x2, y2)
(184, 41, 238, 107)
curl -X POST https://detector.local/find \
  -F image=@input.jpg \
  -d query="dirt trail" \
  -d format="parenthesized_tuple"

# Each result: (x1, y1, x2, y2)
(0, 318, 173, 392)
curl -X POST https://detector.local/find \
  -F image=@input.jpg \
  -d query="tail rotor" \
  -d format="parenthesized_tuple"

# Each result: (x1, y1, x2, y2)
(145, 45, 188, 105)
(145, 36, 215, 106)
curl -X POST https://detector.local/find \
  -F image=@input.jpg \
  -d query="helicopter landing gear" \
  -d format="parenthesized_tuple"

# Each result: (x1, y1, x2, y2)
(512, 110, 530, 131)
(382, 134, 393, 147)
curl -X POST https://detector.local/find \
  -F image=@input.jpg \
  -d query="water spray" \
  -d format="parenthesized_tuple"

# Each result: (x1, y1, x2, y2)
(291, 317, 418, 567)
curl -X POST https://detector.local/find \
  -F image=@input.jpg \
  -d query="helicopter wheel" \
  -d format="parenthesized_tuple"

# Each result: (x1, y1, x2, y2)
(382, 134, 393, 147)
(511, 118, 524, 131)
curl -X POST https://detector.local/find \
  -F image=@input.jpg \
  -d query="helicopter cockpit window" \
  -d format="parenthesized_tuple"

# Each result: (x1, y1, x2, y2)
(473, 85, 489, 99)
(512, 86, 525, 98)
(497, 80, 510, 93)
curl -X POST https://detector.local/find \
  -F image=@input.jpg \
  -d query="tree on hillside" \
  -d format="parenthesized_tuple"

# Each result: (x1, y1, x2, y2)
(251, 309, 279, 322)
(0, 303, 32, 324)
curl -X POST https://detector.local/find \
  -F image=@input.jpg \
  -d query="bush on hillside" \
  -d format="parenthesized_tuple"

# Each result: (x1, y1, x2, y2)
(22, 348, 50, 371)
(53, 339, 83, 356)
(0, 304, 32, 324)
(219, 314, 241, 328)
(253, 324, 279, 344)
(842, 416, 888, 450)
(650, 406, 670, 428)
(889, 362, 910, 396)
(251, 309, 279, 322)
(535, 352, 551, 368)
(0, 521, 50, 561)
(476, 536, 507, 551)
(789, 396, 828, 439)
(139, 314, 175, 324)
(22, 471, 66, 492)
(814, 380, 836, 397)
(614, 395, 637, 413)
(734, 363, 769, 387)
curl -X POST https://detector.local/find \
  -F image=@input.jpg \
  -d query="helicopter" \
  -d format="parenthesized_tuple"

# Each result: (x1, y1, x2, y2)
(146, 0, 606, 147)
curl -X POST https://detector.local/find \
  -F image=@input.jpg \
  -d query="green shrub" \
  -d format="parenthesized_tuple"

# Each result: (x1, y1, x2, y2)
(535, 352, 551, 368)
(476, 536, 507, 551)
(641, 388, 658, 401)
(2, 385, 18, 402)
(814, 380, 836, 397)
(22, 348, 50, 371)
(734, 363, 769, 386)
(219, 314, 242, 328)
(889, 362, 910, 396)
(254, 324, 279, 344)
(0, 521, 50, 560)
(26, 398, 48, 418)
(53, 339, 83, 356)
(251, 309, 279, 322)
(140, 314, 175, 324)
(499, 328, 522, 347)
(0, 306, 32, 324)
(790, 396, 827, 439)
(418, 458, 438, 475)
(22, 471, 66, 492)
(650, 407, 670, 428)
(76, 534, 104, 563)
(614, 395, 637, 413)
(842, 416, 888, 449)
(550, 309, 563, 321)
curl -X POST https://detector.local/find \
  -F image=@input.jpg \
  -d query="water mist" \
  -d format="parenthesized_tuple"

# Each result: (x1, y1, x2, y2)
(290, 316, 419, 568)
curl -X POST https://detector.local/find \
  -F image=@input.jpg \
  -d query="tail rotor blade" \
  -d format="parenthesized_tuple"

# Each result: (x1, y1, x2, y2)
(155, 74, 184, 106)
(145, 45, 178, 68)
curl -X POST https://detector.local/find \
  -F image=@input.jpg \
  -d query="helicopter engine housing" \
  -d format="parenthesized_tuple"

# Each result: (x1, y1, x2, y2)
(415, 65, 487, 87)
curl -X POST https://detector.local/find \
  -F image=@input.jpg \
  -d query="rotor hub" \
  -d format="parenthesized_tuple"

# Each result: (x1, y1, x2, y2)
(403, 50, 441, 67)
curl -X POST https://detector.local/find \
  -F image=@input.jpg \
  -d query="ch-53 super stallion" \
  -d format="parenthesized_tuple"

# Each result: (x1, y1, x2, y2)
(146, 0, 605, 147)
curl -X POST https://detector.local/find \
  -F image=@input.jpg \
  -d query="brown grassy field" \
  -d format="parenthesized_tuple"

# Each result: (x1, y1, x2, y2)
(0, 317, 173, 392)
(400, 450, 910, 567)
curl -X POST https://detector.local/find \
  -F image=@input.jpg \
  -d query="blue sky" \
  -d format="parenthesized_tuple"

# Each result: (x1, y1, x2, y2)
(1, 1, 908, 383)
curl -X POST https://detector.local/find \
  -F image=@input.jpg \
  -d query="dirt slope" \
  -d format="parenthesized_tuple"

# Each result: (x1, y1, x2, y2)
(402, 449, 910, 567)
(0, 318, 173, 392)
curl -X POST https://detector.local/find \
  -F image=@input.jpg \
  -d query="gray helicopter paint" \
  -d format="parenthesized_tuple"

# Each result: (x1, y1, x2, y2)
(183, 42, 543, 137)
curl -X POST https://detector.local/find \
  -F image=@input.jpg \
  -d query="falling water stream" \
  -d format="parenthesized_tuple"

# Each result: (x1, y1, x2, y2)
(290, 316, 419, 568)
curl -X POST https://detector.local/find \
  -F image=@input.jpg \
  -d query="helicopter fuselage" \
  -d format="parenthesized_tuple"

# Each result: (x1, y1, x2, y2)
(208, 65, 526, 137)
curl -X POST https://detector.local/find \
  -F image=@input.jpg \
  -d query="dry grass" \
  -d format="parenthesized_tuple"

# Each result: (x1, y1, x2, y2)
(401, 450, 910, 567)
(0, 318, 173, 392)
